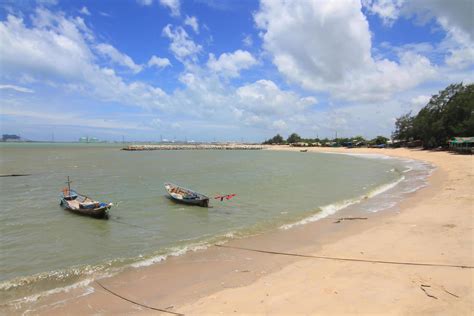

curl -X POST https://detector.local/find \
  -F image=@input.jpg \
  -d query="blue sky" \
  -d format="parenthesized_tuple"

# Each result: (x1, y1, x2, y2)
(0, 0, 473, 142)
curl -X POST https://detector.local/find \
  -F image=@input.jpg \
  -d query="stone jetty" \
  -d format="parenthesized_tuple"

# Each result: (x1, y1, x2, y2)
(122, 144, 265, 151)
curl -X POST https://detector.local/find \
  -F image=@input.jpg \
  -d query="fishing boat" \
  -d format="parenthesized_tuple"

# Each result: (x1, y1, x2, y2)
(164, 183, 209, 207)
(60, 177, 113, 219)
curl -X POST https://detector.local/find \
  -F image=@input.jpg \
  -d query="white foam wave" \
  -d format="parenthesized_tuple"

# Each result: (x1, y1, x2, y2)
(280, 197, 361, 230)
(322, 152, 394, 160)
(131, 244, 209, 268)
(8, 278, 95, 306)
(280, 175, 405, 230)
(367, 176, 405, 198)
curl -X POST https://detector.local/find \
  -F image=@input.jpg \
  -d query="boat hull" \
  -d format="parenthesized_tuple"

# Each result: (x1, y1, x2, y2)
(164, 183, 209, 207)
(166, 195, 209, 207)
(60, 199, 111, 219)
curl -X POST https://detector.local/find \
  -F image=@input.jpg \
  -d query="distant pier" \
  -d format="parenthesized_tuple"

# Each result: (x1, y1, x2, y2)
(122, 144, 265, 151)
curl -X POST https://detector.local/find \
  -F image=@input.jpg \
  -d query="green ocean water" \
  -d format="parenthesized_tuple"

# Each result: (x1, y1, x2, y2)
(0, 143, 422, 303)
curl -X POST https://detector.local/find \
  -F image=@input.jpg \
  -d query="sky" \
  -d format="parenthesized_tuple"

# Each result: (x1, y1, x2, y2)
(0, 0, 473, 142)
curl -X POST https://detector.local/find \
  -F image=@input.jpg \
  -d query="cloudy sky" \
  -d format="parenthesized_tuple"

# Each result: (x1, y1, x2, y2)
(0, 0, 472, 142)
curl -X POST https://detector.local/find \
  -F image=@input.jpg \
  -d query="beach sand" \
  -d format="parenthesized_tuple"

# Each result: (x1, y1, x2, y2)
(9, 147, 473, 315)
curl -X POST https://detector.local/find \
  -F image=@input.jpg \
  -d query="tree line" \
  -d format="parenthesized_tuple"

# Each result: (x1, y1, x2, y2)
(392, 83, 473, 148)
(263, 83, 473, 149)
(262, 133, 388, 147)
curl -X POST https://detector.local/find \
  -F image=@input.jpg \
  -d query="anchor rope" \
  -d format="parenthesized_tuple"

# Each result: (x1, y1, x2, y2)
(215, 244, 473, 269)
(95, 280, 184, 315)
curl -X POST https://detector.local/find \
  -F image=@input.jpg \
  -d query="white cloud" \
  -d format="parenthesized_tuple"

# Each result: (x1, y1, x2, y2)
(96, 43, 143, 73)
(410, 94, 430, 112)
(207, 50, 257, 77)
(364, 0, 474, 70)
(36, 0, 58, 5)
(254, 0, 437, 102)
(0, 9, 169, 110)
(2, 106, 153, 131)
(271, 119, 287, 130)
(184, 15, 199, 33)
(159, 0, 180, 16)
(0, 84, 34, 93)
(147, 55, 171, 68)
(79, 6, 91, 16)
(236, 80, 317, 117)
(162, 24, 202, 62)
(362, 0, 404, 25)
(0, 10, 95, 81)
(137, 0, 153, 6)
(242, 34, 253, 47)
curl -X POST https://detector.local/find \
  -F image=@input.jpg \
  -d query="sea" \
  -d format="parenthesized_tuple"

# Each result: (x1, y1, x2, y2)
(0, 143, 433, 306)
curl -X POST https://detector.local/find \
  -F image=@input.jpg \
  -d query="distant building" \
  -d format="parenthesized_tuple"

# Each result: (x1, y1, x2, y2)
(79, 136, 101, 143)
(449, 137, 474, 154)
(2, 134, 21, 142)
(290, 142, 309, 147)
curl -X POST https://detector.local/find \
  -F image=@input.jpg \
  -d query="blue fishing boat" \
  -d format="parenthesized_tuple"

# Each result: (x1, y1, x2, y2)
(164, 183, 209, 207)
(60, 177, 113, 219)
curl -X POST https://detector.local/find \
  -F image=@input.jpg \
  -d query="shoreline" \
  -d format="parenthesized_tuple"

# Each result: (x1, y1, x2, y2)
(5, 147, 473, 315)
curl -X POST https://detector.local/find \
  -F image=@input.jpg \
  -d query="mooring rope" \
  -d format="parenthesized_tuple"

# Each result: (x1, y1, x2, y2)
(95, 280, 184, 315)
(109, 217, 151, 230)
(215, 244, 474, 269)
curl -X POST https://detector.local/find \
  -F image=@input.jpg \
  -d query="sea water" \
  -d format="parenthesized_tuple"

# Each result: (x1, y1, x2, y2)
(0, 143, 432, 304)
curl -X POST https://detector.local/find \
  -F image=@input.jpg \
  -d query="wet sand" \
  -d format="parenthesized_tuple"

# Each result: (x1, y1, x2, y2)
(8, 147, 473, 315)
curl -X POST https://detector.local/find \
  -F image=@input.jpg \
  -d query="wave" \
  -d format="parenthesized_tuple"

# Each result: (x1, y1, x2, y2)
(280, 152, 433, 230)
(131, 243, 209, 268)
(7, 278, 96, 306)
(1, 231, 238, 307)
(280, 175, 405, 230)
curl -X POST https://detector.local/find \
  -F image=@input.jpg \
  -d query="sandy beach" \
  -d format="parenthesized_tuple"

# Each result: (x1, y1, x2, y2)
(9, 147, 473, 315)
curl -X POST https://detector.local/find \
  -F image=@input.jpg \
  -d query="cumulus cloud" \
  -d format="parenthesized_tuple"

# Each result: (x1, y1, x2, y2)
(159, 0, 180, 16)
(184, 15, 199, 33)
(79, 6, 91, 16)
(242, 34, 253, 47)
(207, 50, 257, 77)
(0, 10, 95, 81)
(255, 0, 437, 102)
(410, 94, 430, 112)
(0, 9, 168, 109)
(237, 80, 316, 114)
(147, 55, 171, 68)
(362, 0, 404, 25)
(364, 0, 474, 70)
(96, 43, 143, 73)
(162, 24, 202, 62)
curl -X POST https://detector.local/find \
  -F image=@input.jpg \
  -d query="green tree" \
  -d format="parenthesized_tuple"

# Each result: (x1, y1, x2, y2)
(371, 136, 389, 145)
(287, 133, 302, 144)
(392, 83, 473, 148)
(263, 134, 285, 144)
(392, 112, 415, 141)
(414, 83, 473, 148)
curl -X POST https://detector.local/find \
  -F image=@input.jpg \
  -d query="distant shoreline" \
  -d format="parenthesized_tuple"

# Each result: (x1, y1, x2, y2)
(122, 144, 265, 150)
